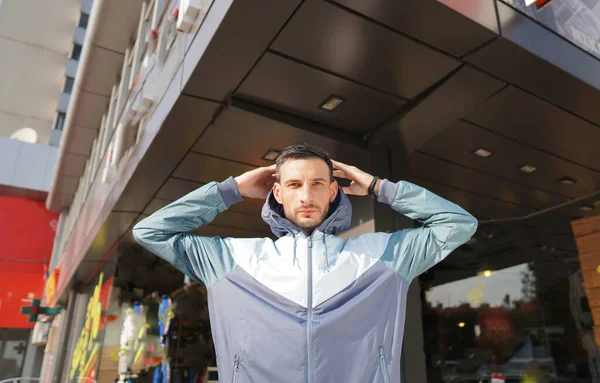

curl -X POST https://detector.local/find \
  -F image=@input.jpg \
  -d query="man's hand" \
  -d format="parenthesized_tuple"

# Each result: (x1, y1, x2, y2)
(234, 165, 276, 199)
(332, 160, 381, 197)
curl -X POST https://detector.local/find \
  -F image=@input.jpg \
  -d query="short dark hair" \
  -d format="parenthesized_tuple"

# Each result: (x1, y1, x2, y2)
(275, 143, 333, 182)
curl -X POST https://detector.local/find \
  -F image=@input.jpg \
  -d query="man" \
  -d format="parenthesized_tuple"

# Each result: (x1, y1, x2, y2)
(133, 143, 477, 383)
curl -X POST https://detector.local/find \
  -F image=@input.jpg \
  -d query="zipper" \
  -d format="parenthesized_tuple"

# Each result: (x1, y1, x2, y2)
(379, 346, 390, 383)
(233, 354, 240, 383)
(307, 235, 313, 383)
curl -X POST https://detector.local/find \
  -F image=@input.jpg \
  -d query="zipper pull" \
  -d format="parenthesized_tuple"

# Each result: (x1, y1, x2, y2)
(308, 237, 313, 248)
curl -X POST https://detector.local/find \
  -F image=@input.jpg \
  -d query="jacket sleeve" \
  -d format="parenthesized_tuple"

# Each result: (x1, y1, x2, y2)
(377, 179, 478, 283)
(132, 177, 243, 286)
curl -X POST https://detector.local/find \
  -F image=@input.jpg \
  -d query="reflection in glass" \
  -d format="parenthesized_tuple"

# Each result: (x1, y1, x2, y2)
(0, 329, 29, 380)
(423, 262, 598, 382)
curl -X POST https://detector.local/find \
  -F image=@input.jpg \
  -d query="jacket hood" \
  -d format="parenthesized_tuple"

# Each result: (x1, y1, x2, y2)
(261, 187, 353, 238)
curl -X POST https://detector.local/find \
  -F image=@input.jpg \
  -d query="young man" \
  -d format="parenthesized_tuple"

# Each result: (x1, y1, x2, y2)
(133, 143, 477, 383)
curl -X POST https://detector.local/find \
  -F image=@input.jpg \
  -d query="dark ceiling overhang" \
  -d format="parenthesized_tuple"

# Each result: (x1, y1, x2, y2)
(53, 0, 600, 299)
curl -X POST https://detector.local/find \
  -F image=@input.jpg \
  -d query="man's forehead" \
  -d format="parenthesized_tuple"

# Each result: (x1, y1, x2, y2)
(279, 158, 329, 181)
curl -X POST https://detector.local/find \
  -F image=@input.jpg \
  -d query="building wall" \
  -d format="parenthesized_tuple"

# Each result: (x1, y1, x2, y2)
(0, 138, 58, 194)
(0, 0, 82, 144)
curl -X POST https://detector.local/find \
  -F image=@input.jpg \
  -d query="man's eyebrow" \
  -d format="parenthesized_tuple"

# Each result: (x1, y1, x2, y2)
(283, 177, 328, 184)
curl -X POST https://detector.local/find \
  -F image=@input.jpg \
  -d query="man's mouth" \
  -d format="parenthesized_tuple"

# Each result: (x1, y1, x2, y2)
(298, 208, 317, 214)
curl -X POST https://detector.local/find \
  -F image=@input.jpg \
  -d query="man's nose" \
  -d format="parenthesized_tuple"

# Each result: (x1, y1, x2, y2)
(299, 184, 314, 204)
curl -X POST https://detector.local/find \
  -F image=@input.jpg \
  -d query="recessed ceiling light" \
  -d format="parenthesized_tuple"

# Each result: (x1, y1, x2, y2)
(472, 148, 493, 158)
(581, 205, 594, 212)
(319, 95, 345, 111)
(558, 176, 577, 185)
(519, 165, 537, 173)
(261, 149, 281, 162)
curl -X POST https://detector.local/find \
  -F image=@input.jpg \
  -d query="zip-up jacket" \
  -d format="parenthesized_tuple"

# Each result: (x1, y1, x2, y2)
(132, 177, 478, 383)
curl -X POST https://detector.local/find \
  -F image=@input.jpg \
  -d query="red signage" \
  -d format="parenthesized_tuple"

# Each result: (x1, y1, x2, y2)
(0, 196, 59, 274)
(0, 273, 45, 328)
(0, 196, 59, 328)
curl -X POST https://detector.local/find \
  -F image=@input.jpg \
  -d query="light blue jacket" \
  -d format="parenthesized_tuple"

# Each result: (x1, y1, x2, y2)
(133, 177, 477, 383)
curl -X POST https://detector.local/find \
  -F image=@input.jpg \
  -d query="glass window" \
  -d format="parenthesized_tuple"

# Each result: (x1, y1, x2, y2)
(71, 44, 82, 61)
(78, 12, 89, 28)
(0, 329, 30, 380)
(423, 260, 597, 382)
(63, 77, 74, 94)
(54, 112, 66, 131)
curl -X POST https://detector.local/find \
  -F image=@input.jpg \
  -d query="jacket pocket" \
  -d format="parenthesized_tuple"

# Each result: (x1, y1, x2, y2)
(379, 346, 390, 383)
(233, 354, 240, 383)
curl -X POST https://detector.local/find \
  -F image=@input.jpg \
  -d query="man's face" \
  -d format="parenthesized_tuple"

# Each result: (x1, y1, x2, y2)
(273, 158, 338, 232)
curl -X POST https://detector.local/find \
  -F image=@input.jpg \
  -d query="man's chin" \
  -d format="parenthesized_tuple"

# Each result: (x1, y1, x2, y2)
(293, 217, 323, 231)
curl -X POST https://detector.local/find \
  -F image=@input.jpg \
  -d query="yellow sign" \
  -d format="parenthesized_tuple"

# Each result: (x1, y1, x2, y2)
(70, 273, 104, 381)
(45, 269, 60, 307)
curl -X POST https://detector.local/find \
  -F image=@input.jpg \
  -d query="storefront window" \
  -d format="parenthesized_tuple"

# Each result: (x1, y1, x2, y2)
(423, 261, 598, 382)
(0, 329, 29, 380)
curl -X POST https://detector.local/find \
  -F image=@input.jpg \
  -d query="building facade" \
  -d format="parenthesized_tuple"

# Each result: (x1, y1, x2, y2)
(37, 0, 600, 382)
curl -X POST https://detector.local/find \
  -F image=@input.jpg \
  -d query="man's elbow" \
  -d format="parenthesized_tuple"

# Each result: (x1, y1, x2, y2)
(132, 220, 152, 247)
(463, 214, 479, 241)
(132, 224, 143, 245)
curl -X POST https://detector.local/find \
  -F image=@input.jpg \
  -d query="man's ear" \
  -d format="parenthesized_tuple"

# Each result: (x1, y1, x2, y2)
(273, 183, 283, 204)
(330, 180, 339, 203)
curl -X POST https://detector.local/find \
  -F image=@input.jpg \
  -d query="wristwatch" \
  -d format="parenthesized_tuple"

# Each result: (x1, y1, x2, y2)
(368, 176, 380, 198)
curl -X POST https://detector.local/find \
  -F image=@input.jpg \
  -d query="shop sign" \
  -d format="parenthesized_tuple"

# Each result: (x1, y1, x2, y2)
(69, 273, 105, 381)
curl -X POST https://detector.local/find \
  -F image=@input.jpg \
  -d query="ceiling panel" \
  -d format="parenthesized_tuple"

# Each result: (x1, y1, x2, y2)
(156, 177, 204, 200)
(140, 197, 269, 233)
(142, 198, 172, 216)
(370, 66, 505, 150)
(420, 120, 599, 199)
(212, 210, 271, 234)
(192, 105, 370, 170)
(332, 0, 498, 57)
(237, 52, 405, 134)
(271, 0, 460, 99)
(411, 177, 534, 220)
(174, 153, 256, 185)
(465, 1, 600, 128)
(182, 0, 302, 101)
(464, 86, 600, 172)
(409, 151, 571, 212)
(157, 177, 264, 216)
